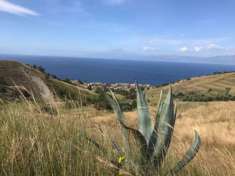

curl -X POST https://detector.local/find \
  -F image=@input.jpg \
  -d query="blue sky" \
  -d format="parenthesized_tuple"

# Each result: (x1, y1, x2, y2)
(0, 0, 235, 58)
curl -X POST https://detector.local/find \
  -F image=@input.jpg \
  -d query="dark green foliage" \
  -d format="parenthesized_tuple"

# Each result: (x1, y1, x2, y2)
(92, 87, 137, 111)
(63, 78, 74, 85)
(91, 89, 135, 111)
(174, 90, 235, 102)
(47, 79, 88, 103)
(93, 90, 112, 110)
(33, 65, 46, 73)
(111, 88, 136, 99)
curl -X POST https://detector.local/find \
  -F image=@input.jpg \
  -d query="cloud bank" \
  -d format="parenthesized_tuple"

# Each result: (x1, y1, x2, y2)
(0, 0, 39, 16)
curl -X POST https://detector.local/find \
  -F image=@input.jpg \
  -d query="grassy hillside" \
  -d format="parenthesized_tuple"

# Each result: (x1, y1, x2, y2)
(147, 72, 235, 105)
(47, 78, 97, 100)
(0, 60, 49, 101)
(0, 60, 99, 106)
(0, 60, 134, 111)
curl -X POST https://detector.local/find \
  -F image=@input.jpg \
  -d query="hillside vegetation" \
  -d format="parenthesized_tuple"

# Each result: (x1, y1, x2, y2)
(0, 60, 53, 102)
(0, 60, 135, 111)
(147, 72, 235, 105)
(0, 61, 101, 107)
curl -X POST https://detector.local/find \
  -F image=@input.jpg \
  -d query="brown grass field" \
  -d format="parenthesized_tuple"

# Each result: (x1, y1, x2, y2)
(147, 72, 235, 106)
(0, 73, 235, 175)
(89, 101, 235, 176)
(0, 99, 234, 175)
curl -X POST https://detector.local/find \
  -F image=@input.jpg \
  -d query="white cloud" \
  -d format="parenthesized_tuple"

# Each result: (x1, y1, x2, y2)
(174, 40, 230, 55)
(180, 46, 189, 52)
(138, 36, 231, 56)
(0, 0, 39, 16)
(193, 46, 202, 52)
(193, 43, 225, 52)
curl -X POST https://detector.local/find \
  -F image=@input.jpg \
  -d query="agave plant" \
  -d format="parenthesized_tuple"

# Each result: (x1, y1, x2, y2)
(106, 85, 201, 176)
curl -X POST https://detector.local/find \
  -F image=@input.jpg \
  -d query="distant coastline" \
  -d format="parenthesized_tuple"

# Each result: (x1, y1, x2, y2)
(1, 53, 235, 65)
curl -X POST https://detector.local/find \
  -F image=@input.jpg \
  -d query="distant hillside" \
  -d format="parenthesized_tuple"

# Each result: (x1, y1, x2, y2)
(147, 72, 235, 105)
(3, 60, 235, 110)
(0, 60, 138, 111)
(0, 60, 54, 102)
(0, 60, 97, 104)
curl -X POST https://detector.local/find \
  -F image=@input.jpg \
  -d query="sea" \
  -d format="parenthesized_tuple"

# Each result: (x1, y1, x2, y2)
(1, 55, 235, 85)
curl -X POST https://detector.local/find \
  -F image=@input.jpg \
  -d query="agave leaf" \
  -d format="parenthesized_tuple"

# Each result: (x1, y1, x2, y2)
(119, 120, 148, 154)
(152, 87, 176, 168)
(148, 90, 164, 157)
(106, 90, 125, 122)
(167, 131, 201, 176)
(106, 91, 130, 153)
(136, 84, 153, 144)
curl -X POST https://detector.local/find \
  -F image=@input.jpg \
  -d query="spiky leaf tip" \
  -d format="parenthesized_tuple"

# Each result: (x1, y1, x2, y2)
(136, 84, 153, 144)
(151, 87, 176, 167)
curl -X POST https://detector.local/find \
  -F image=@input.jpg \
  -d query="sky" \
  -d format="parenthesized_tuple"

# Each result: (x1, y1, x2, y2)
(0, 0, 235, 58)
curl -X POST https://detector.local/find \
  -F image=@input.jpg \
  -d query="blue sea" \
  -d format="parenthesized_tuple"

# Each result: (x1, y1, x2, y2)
(1, 55, 235, 85)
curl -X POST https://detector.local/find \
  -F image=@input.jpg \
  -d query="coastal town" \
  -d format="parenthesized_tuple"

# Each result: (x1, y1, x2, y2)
(72, 80, 152, 91)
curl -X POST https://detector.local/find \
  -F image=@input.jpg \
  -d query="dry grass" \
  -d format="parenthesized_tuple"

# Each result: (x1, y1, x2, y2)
(0, 102, 111, 176)
(172, 101, 235, 176)
(0, 99, 235, 175)
(147, 72, 235, 106)
(90, 101, 235, 176)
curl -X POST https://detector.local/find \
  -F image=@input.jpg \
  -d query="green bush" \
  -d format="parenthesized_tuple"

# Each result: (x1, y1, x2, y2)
(178, 91, 235, 102)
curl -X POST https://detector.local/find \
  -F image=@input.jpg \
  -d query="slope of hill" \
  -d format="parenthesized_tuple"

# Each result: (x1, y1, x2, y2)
(0, 60, 98, 104)
(172, 72, 235, 93)
(0, 60, 136, 112)
(147, 72, 235, 105)
(0, 60, 54, 102)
